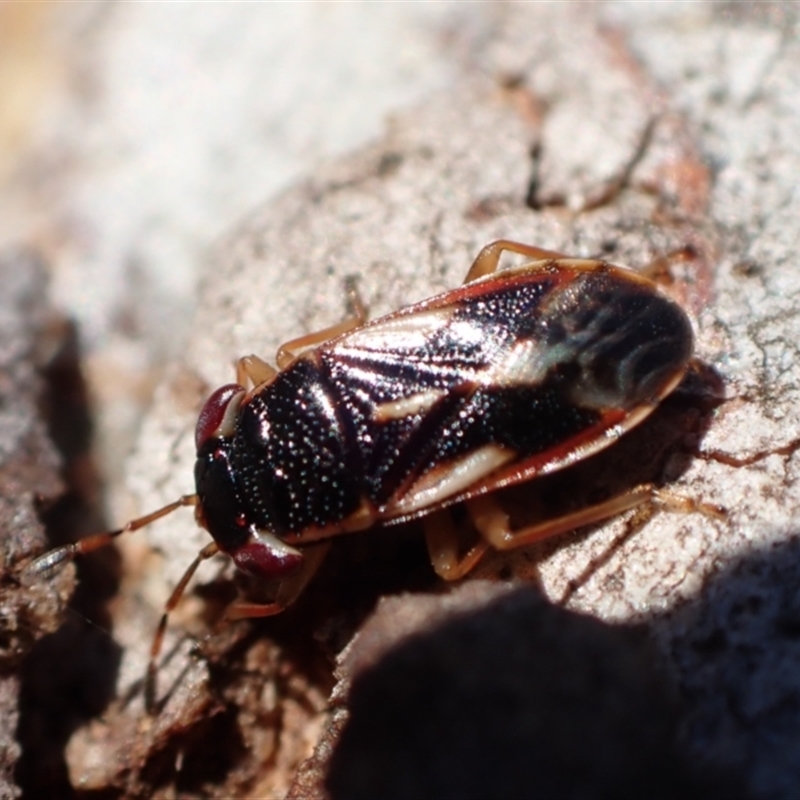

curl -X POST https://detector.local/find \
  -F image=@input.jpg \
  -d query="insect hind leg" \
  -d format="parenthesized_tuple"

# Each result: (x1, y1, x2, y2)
(464, 486, 724, 553)
(423, 509, 490, 581)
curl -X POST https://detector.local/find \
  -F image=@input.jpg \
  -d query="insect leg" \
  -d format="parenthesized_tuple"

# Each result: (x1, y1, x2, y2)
(423, 510, 490, 581)
(465, 486, 724, 552)
(147, 540, 220, 712)
(224, 541, 331, 619)
(464, 240, 568, 283)
(276, 319, 361, 369)
(637, 245, 700, 284)
(275, 283, 367, 369)
(237, 355, 278, 388)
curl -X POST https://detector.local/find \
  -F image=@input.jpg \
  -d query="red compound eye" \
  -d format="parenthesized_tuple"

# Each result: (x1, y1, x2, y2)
(195, 384, 245, 450)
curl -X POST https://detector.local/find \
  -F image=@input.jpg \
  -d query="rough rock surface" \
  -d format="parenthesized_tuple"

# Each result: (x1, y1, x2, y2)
(0, 251, 70, 799)
(13, 4, 800, 799)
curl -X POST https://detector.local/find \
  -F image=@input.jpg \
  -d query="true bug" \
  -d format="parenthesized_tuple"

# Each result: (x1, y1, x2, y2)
(25, 240, 720, 694)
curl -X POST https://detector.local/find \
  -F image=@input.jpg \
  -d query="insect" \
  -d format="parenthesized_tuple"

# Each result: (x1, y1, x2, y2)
(25, 240, 720, 697)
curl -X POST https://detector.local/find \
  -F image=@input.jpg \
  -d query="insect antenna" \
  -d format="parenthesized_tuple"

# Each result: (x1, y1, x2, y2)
(145, 539, 219, 712)
(21, 494, 199, 582)
(21, 493, 206, 712)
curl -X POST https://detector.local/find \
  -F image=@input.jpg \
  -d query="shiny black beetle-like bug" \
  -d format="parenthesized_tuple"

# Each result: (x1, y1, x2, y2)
(25, 240, 720, 695)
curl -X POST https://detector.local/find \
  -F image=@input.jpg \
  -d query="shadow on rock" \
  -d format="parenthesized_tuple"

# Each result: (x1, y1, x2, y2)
(326, 583, 742, 800)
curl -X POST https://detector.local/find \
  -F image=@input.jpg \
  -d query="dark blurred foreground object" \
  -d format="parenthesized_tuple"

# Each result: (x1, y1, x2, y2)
(326, 583, 741, 800)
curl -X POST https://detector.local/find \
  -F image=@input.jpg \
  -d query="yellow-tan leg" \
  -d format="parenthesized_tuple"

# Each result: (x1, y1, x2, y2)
(464, 240, 568, 284)
(276, 317, 362, 370)
(423, 509, 490, 581)
(237, 355, 278, 388)
(276, 284, 367, 369)
(464, 485, 724, 553)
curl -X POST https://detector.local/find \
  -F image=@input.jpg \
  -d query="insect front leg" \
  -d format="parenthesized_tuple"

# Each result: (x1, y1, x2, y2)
(224, 541, 331, 620)
(147, 540, 330, 709)
(464, 240, 568, 283)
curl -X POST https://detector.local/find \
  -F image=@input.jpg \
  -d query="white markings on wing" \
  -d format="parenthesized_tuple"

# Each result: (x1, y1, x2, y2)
(387, 444, 515, 516)
(483, 337, 567, 388)
(372, 389, 448, 422)
(340, 308, 454, 353)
